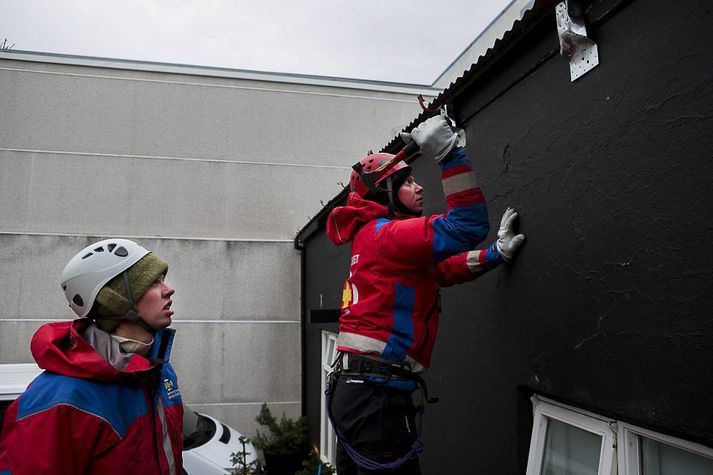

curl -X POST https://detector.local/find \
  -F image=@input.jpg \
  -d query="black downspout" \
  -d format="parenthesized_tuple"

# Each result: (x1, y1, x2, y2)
(294, 235, 308, 418)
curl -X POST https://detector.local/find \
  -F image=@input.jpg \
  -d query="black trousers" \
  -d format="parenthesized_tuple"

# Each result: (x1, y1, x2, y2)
(329, 374, 422, 475)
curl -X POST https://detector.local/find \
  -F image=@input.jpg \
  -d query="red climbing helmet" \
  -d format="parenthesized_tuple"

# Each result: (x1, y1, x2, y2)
(349, 153, 411, 199)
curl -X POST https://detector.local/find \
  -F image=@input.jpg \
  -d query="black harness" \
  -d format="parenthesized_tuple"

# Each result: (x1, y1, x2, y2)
(325, 352, 438, 471)
(333, 353, 438, 403)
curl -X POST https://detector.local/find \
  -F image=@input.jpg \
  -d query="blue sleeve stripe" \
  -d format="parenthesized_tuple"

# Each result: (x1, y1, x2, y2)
(439, 147, 469, 172)
(375, 218, 391, 233)
(17, 372, 148, 438)
(485, 243, 504, 267)
(432, 202, 490, 262)
(382, 283, 415, 362)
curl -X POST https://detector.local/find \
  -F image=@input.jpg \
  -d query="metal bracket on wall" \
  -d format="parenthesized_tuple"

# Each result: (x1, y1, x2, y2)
(555, 0, 599, 81)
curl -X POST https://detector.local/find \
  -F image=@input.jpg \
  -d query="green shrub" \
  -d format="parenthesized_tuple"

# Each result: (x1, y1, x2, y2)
(252, 403, 309, 455)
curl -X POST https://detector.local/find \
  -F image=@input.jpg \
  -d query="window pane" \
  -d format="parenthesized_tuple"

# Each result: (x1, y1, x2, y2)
(541, 418, 601, 475)
(641, 437, 713, 475)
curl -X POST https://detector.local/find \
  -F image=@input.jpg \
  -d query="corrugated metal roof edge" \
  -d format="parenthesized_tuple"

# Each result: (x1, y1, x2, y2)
(385, 1, 560, 144)
(394, 0, 622, 138)
(294, 1, 557, 247)
(432, 0, 536, 88)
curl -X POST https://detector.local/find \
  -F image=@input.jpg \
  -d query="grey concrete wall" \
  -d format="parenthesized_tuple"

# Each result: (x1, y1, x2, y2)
(0, 55, 432, 240)
(0, 149, 348, 240)
(0, 52, 437, 436)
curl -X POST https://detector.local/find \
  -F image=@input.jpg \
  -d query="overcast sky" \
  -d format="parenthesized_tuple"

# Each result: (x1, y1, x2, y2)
(0, 0, 514, 84)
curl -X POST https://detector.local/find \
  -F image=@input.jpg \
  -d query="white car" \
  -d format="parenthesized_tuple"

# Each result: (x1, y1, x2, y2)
(0, 363, 43, 423)
(0, 363, 258, 475)
(182, 406, 259, 475)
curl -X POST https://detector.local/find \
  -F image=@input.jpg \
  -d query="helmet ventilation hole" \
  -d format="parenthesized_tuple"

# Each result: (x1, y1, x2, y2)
(82, 252, 93, 259)
(107, 243, 116, 252)
(72, 294, 84, 307)
(94, 246, 104, 252)
(114, 246, 129, 257)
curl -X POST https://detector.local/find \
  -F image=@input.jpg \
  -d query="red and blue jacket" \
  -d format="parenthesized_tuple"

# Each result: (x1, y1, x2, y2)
(0, 320, 183, 475)
(327, 147, 503, 370)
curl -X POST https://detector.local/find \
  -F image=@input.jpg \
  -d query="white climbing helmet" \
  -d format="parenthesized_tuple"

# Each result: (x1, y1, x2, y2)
(61, 238, 150, 318)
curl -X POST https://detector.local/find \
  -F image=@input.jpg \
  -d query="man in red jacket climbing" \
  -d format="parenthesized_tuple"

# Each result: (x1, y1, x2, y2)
(326, 115, 525, 474)
(0, 238, 183, 475)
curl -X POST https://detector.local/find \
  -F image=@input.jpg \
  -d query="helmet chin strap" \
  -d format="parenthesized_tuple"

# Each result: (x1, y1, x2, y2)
(356, 164, 421, 217)
(386, 175, 423, 218)
(384, 175, 399, 217)
(121, 271, 156, 334)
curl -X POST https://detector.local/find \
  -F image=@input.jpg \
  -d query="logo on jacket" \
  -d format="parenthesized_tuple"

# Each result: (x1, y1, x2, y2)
(341, 280, 352, 310)
(163, 378, 181, 400)
(341, 275, 359, 314)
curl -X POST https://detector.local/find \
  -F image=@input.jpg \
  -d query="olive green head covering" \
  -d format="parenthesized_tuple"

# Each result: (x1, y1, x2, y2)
(93, 253, 168, 332)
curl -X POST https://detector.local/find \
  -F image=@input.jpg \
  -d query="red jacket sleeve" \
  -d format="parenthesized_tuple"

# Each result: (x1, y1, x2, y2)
(377, 147, 491, 268)
(0, 401, 119, 474)
(437, 242, 504, 287)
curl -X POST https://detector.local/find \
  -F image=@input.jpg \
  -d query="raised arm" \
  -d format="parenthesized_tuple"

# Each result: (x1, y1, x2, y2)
(431, 146, 490, 262)
(378, 116, 491, 265)
(437, 208, 526, 287)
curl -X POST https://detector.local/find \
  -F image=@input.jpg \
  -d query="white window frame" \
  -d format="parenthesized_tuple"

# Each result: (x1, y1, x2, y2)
(526, 395, 616, 475)
(319, 331, 339, 467)
(617, 421, 713, 475)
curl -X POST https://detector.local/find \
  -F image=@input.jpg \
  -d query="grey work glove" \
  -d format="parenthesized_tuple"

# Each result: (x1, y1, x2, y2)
(400, 115, 459, 163)
(495, 207, 526, 261)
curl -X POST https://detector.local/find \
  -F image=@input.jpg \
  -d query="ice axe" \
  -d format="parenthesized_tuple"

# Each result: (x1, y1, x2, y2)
(352, 105, 460, 192)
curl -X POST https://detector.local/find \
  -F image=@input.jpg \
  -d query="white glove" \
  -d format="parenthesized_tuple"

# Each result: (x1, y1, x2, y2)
(495, 207, 525, 261)
(400, 115, 459, 163)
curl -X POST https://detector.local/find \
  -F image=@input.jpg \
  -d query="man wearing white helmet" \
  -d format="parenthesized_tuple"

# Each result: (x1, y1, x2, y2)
(0, 238, 183, 475)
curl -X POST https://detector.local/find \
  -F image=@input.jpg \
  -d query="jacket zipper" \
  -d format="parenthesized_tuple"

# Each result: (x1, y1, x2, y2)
(147, 380, 161, 473)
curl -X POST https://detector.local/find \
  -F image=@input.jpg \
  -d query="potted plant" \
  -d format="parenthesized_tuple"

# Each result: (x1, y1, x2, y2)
(251, 403, 310, 474)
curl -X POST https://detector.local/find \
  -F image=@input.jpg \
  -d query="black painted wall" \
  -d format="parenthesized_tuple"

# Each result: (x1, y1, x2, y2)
(300, 0, 713, 472)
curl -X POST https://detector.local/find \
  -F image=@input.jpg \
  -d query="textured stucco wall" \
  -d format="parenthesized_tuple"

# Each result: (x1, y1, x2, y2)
(426, 0, 713, 471)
